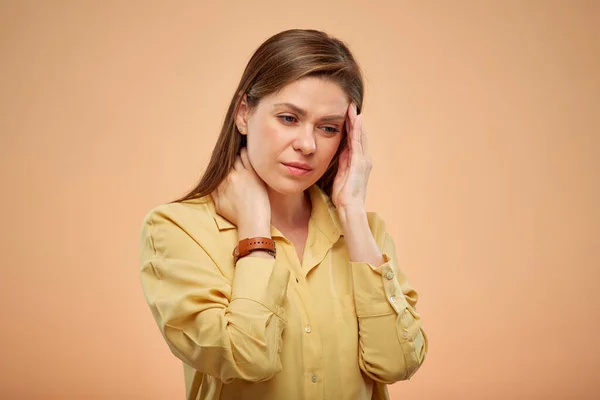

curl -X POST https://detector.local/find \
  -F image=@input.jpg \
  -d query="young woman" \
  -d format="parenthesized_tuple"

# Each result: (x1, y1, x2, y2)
(140, 29, 427, 400)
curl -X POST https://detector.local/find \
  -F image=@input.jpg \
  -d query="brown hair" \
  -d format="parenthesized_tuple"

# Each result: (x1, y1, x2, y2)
(173, 29, 364, 203)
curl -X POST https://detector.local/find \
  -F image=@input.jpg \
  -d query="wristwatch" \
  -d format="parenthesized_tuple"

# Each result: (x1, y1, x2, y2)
(233, 237, 276, 263)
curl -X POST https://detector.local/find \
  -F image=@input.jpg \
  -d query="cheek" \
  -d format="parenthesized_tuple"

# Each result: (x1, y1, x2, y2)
(248, 114, 280, 142)
(251, 120, 285, 155)
(325, 137, 344, 160)
(246, 119, 279, 168)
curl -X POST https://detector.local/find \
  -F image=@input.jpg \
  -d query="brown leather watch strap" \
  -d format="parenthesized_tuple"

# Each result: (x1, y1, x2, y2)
(233, 237, 276, 262)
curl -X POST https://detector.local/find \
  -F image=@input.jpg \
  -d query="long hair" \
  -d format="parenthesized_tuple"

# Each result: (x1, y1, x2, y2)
(173, 29, 364, 203)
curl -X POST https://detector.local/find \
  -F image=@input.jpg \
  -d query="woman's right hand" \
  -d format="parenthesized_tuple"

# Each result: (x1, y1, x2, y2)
(210, 147, 271, 228)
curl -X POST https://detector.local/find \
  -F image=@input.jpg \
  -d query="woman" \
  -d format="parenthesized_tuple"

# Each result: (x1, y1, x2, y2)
(140, 29, 427, 400)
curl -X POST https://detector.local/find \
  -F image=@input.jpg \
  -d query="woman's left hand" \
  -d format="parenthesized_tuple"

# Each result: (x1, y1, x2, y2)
(331, 103, 372, 211)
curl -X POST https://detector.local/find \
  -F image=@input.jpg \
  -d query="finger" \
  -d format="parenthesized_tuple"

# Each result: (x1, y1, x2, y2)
(338, 146, 350, 170)
(345, 104, 356, 151)
(351, 114, 363, 156)
(359, 116, 368, 155)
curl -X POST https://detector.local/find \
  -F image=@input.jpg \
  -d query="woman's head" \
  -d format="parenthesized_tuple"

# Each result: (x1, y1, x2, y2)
(176, 29, 364, 202)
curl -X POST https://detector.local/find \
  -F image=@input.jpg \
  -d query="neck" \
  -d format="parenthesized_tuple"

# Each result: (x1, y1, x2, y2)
(267, 186, 312, 229)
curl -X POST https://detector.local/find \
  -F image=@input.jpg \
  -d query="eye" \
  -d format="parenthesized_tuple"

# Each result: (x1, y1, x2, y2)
(322, 126, 341, 134)
(278, 115, 298, 124)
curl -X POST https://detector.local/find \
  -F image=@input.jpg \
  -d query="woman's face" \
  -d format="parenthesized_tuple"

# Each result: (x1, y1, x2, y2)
(236, 77, 349, 195)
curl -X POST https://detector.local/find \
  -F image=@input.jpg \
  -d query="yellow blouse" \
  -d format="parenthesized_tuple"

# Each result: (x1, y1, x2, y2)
(139, 184, 427, 399)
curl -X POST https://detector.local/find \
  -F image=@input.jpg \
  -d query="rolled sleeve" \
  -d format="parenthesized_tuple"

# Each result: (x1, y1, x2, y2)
(230, 255, 290, 323)
(350, 213, 428, 383)
(140, 206, 290, 383)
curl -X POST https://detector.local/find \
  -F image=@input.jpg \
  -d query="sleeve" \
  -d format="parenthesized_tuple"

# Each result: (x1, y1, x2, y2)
(139, 207, 290, 384)
(350, 212, 428, 383)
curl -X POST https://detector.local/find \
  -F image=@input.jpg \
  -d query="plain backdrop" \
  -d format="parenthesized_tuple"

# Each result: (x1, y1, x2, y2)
(1, 1, 599, 399)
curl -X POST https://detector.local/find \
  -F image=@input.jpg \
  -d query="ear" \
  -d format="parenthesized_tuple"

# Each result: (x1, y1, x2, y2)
(235, 94, 250, 135)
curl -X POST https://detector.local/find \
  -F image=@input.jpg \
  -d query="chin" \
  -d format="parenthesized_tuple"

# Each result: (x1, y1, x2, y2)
(263, 177, 314, 196)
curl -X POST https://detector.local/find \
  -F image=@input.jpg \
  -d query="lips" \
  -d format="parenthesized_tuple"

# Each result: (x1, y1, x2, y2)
(283, 162, 313, 171)
(282, 162, 313, 177)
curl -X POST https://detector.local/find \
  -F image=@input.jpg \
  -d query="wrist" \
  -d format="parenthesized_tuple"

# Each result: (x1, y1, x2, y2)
(337, 205, 367, 227)
(233, 236, 276, 262)
(237, 220, 271, 241)
(246, 250, 275, 259)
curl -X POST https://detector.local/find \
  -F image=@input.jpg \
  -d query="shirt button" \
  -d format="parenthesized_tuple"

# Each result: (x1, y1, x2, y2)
(311, 374, 318, 383)
(390, 296, 397, 303)
(402, 331, 409, 339)
(304, 325, 312, 333)
(385, 270, 394, 280)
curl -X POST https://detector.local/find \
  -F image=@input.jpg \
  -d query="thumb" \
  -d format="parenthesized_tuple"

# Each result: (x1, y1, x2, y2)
(338, 146, 350, 170)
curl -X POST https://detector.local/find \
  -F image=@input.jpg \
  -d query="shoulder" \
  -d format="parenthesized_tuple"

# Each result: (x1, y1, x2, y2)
(142, 196, 213, 229)
(140, 195, 220, 254)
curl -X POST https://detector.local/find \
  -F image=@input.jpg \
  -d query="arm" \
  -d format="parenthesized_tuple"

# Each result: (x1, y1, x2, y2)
(338, 206, 428, 383)
(139, 207, 289, 383)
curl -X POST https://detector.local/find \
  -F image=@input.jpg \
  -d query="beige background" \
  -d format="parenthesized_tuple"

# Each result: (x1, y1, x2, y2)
(1, 0, 599, 399)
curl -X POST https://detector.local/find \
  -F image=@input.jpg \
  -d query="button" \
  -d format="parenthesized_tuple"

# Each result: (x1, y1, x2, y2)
(304, 325, 312, 333)
(402, 331, 409, 339)
(390, 296, 397, 303)
(311, 374, 318, 383)
(385, 270, 394, 280)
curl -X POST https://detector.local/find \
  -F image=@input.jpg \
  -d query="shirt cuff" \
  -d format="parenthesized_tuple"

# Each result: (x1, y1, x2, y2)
(231, 256, 290, 319)
(350, 252, 410, 317)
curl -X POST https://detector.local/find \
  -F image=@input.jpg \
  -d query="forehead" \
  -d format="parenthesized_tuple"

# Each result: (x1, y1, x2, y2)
(261, 77, 349, 114)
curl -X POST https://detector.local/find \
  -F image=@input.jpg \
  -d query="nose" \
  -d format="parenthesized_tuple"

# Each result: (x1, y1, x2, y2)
(292, 125, 316, 155)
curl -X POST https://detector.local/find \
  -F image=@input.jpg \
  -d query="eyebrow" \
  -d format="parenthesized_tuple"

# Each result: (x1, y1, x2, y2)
(273, 102, 346, 122)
